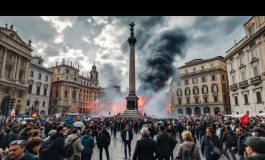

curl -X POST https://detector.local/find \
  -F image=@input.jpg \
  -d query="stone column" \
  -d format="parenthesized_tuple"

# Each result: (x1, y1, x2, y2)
(12, 55, 17, 80)
(24, 60, 29, 83)
(129, 44, 136, 93)
(1, 47, 7, 78)
(15, 56, 20, 81)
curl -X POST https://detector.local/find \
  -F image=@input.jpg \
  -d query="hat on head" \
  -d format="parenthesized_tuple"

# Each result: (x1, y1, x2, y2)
(252, 126, 262, 133)
(244, 136, 265, 154)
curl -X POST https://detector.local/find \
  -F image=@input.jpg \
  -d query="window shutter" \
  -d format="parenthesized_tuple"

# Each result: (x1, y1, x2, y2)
(216, 86, 218, 92)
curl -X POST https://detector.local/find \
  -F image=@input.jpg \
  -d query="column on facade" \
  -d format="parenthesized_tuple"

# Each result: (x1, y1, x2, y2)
(24, 60, 29, 83)
(15, 56, 20, 80)
(1, 47, 7, 77)
(12, 55, 17, 80)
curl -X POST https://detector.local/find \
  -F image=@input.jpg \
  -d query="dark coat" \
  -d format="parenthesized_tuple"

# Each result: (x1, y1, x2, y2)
(121, 129, 133, 141)
(156, 131, 175, 156)
(221, 130, 235, 146)
(133, 135, 160, 160)
(236, 133, 248, 156)
(81, 134, 95, 154)
(7, 130, 19, 144)
(245, 154, 265, 160)
(201, 135, 223, 159)
(18, 132, 29, 141)
(5, 152, 40, 160)
(96, 129, 111, 147)
(39, 132, 65, 160)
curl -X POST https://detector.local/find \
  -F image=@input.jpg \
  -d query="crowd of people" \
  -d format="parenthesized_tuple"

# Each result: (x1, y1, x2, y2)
(0, 114, 265, 160)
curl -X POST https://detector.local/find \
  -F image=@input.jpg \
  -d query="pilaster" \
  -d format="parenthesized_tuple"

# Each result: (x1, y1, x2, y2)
(1, 47, 7, 78)
(15, 56, 20, 81)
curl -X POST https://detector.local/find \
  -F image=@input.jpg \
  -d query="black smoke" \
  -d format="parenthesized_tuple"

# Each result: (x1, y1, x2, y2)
(138, 29, 189, 97)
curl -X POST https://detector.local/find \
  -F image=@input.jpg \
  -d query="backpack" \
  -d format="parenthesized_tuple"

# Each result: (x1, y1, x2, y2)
(227, 132, 237, 146)
(39, 136, 59, 157)
(180, 144, 198, 160)
(63, 137, 79, 158)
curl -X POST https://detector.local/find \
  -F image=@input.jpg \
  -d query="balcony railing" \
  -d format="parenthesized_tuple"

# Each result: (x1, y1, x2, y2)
(230, 84, 238, 91)
(239, 80, 248, 88)
(251, 76, 261, 85)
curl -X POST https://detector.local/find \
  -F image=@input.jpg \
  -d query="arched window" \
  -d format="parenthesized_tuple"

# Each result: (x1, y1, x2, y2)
(193, 87, 199, 95)
(185, 88, 190, 95)
(214, 107, 220, 115)
(72, 90, 76, 99)
(195, 107, 201, 115)
(204, 106, 210, 114)
(211, 84, 218, 93)
(202, 85, 208, 94)
(178, 109, 183, 115)
(186, 107, 192, 115)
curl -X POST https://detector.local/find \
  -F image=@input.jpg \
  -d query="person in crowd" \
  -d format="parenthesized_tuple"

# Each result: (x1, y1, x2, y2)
(121, 125, 133, 159)
(201, 127, 224, 160)
(133, 128, 160, 160)
(25, 137, 44, 156)
(231, 127, 249, 160)
(156, 125, 175, 160)
(39, 126, 65, 160)
(43, 130, 56, 142)
(32, 129, 40, 138)
(177, 122, 184, 141)
(216, 124, 222, 139)
(18, 127, 33, 141)
(251, 126, 265, 137)
(133, 121, 139, 134)
(166, 129, 177, 160)
(221, 125, 237, 160)
(244, 136, 265, 160)
(39, 127, 46, 139)
(81, 129, 95, 160)
(64, 128, 83, 160)
(5, 140, 39, 160)
(175, 131, 201, 160)
(7, 125, 20, 145)
(0, 128, 6, 150)
(0, 148, 3, 160)
(186, 126, 196, 144)
(199, 121, 206, 144)
(96, 126, 111, 160)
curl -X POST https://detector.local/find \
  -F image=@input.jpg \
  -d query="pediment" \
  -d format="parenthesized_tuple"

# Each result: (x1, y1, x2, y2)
(0, 27, 32, 51)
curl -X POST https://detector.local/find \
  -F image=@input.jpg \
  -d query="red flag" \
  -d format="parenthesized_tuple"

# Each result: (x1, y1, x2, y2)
(217, 111, 221, 115)
(76, 115, 80, 120)
(240, 113, 249, 127)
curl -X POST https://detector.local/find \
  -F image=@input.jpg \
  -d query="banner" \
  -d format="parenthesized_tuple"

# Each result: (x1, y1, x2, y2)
(11, 109, 15, 117)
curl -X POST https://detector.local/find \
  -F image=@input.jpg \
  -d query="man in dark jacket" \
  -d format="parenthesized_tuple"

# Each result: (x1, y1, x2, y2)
(133, 128, 160, 160)
(148, 123, 155, 139)
(96, 126, 111, 160)
(5, 140, 39, 160)
(7, 125, 20, 146)
(177, 123, 184, 141)
(251, 126, 265, 137)
(231, 127, 248, 160)
(18, 127, 33, 141)
(221, 125, 237, 160)
(156, 125, 175, 160)
(244, 136, 265, 160)
(121, 125, 133, 159)
(201, 127, 224, 160)
(81, 128, 95, 160)
(39, 125, 65, 160)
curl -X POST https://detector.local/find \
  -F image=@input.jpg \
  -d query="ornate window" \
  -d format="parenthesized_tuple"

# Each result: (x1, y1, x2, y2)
(30, 71, 34, 77)
(177, 88, 182, 96)
(211, 84, 218, 93)
(202, 85, 208, 94)
(185, 88, 190, 95)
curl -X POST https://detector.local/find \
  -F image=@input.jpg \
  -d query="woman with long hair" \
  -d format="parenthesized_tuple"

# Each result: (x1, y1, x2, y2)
(175, 131, 201, 160)
(26, 137, 44, 156)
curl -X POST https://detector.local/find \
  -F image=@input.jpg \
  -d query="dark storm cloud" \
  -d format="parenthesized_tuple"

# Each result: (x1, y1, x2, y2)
(0, 16, 57, 43)
(138, 29, 189, 96)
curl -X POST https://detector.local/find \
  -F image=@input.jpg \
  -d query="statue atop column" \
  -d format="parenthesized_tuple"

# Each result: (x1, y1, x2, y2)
(129, 21, 135, 38)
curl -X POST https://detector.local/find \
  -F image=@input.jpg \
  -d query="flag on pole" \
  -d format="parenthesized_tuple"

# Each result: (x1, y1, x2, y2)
(240, 113, 250, 127)
(32, 112, 37, 117)
(217, 111, 221, 116)
(11, 109, 15, 117)
(94, 99, 98, 104)
(206, 113, 209, 117)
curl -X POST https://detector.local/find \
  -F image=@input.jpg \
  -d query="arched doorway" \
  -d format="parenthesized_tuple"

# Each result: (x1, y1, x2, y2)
(195, 107, 201, 115)
(40, 110, 45, 116)
(15, 105, 20, 116)
(214, 107, 220, 115)
(178, 109, 183, 115)
(186, 107, 192, 115)
(204, 106, 210, 114)
(34, 101, 39, 108)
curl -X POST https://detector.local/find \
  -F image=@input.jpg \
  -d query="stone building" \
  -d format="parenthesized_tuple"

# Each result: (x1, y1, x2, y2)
(26, 56, 53, 116)
(225, 16, 265, 116)
(0, 24, 32, 116)
(49, 60, 99, 114)
(168, 56, 231, 116)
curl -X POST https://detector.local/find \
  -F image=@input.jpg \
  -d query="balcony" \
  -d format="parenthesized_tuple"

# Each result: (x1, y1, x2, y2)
(239, 80, 248, 89)
(251, 76, 261, 85)
(230, 84, 238, 91)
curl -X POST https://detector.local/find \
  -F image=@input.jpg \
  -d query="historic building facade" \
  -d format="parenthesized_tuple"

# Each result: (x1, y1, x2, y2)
(0, 24, 32, 116)
(168, 56, 231, 116)
(49, 60, 99, 115)
(26, 56, 53, 116)
(225, 16, 265, 116)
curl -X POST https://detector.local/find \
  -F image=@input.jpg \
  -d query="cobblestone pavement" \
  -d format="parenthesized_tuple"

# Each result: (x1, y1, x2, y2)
(91, 127, 236, 160)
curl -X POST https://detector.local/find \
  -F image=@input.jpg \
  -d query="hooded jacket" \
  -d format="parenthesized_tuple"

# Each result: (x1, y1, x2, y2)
(64, 134, 83, 160)
(156, 131, 175, 156)
(245, 154, 265, 160)
(81, 134, 95, 154)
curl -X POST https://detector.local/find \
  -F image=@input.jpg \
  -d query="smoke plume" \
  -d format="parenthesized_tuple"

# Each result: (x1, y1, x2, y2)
(138, 29, 189, 97)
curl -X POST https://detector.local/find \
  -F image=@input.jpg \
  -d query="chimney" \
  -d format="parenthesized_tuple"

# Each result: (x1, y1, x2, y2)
(234, 40, 236, 45)
(82, 72, 83, 76)
(73, 64, 74, 67)
(56, 61, 58, 66)
(71, 62, 72, 66)
(78, 65, 79, 70)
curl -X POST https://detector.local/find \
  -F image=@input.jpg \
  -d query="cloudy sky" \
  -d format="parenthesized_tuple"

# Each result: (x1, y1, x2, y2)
(0, 16, 251, 92)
